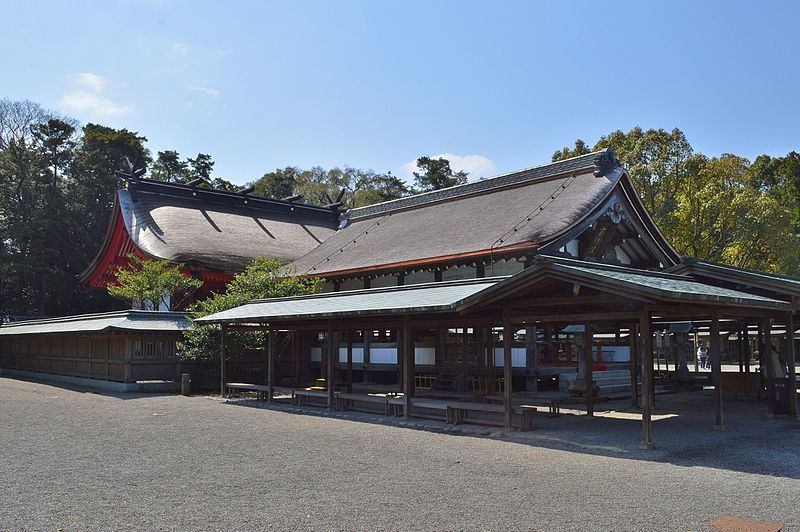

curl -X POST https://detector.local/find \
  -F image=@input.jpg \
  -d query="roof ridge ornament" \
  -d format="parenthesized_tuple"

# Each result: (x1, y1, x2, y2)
(593, 148, 622, 177)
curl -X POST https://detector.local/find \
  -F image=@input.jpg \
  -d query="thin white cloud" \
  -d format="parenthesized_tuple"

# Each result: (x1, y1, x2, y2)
(401, 153, 496, 180)
(189, 85, 221, 97)
(172, 42, 189, 55)
(60, 73, 132, 117)
(75, 72, 106, 92)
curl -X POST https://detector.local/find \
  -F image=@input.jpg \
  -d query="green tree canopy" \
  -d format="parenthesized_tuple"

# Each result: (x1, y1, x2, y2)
(412, 156, 468, 192)
(178, 257, 322, 360)
(107, 255, 202, 310)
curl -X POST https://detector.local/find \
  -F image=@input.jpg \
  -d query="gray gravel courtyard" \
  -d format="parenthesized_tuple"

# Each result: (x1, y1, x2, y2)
(1, 377, 799, 531)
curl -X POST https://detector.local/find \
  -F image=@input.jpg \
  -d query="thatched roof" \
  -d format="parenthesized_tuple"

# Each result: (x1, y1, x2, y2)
(82, 179, 340, 281)
(290, 150, 623, 277)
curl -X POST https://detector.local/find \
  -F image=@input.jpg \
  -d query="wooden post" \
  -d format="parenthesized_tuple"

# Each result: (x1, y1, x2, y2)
(762, 318, 775, 413)
(327, 324, 335, 410)
(787, 312, 797, 419)
(743, 324, 751, 373)
(403, 319, 413, 419)
(584, 322, 594, 417)
(737, 325, 745, 373)
(346, 331, 354, 393)
(503, 311, 513, 429)
(629, 324, 639, 408)
(363, 329, 371, 384)
(486, 327, 496, 394)
(711, 310, 724, 431)
(397, 328, 404, 391)
(639, 307, 654, 449)
(267, 329, 275, 402)
(220, 324, 226, 397)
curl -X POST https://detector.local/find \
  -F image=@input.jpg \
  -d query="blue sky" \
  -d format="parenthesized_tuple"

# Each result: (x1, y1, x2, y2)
(3, 0, 799, 185)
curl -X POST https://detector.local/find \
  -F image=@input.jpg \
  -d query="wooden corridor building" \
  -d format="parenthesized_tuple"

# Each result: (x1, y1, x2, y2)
(197, 150, 800, 448)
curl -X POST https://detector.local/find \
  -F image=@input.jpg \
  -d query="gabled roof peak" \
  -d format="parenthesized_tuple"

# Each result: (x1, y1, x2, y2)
(349, 149, 620, 220)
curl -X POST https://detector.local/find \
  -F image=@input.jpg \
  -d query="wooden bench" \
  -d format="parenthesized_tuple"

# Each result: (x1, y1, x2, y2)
(386, 397, 451, 419)
(549, 399, 561, 416)
(336, 393, 390, 414)
(225, 382, 270, 400)
(292, 389, 330, 406)
(446, 401, 537, 431)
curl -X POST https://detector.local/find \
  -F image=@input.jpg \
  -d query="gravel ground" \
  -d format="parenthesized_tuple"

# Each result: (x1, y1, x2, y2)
(1, 377, 799, 531)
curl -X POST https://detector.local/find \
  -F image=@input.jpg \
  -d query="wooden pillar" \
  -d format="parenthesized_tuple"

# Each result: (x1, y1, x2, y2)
(267, 329, 275, 402)
(639, 308, 654, 449)
(485, 327, 496, 394)
(762, 318, 775, 413)
(787, 312, 797, 418)
(397, 328, 404, 390)
(220, 324, 226, 397)
(738, 324, 745, 373)
(346, 331, 354, 393)
(503, 311, 513, 429)
(629, 324, 639, 408)
(743, 324, 750, 373)
(711, 310, 724, 431)
(363, 329, 371, 384)
(584, 322, 594, 417)
(326, 324, 335, 410)
(402, 319, 414, 419)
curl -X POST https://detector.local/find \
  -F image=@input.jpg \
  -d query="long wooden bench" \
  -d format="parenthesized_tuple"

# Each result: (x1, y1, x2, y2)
(292, 389, 330, 406)
(226, 382, 270, 400)
(446, 401, 537, 431)
(336, 393, 390, 415)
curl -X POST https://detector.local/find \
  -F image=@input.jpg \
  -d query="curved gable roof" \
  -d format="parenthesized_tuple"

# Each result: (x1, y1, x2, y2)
(290, 150, 628, 277)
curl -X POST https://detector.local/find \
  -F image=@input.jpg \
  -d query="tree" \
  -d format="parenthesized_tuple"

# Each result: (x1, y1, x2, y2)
(551, 139, 591, 162)
(412, 156, 468, 192)
(151, 150, 188, 182)
(251, 167, 302, 199)
(247, 165, 408, 208)
(107, 254, 202, 310)
(187, 153, 214, 181)
(177, 257, 322, 360)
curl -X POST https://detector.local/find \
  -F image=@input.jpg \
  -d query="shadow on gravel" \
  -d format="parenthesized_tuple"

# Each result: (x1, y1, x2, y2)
(222, 391, 800, 480)
(1, 376, 175, 401)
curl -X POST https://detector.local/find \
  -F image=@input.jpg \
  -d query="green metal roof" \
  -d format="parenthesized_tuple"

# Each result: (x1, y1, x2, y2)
(556, 261, 790, 308)
(0, 311, 191, 336)
(668, 257, 800, 295)
(196, 277, 504, 324)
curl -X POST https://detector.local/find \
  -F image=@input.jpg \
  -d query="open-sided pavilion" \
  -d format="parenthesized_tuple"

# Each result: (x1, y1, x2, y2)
(198, 255, 798, 449)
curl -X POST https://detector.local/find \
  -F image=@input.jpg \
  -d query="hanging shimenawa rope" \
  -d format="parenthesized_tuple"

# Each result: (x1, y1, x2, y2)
(488, 174, 578, 274)
(304, 213, 392, 275)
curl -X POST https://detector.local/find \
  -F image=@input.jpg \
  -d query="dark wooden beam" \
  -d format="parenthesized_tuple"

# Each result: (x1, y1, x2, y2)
(787, 312, 797, 419)
(403, 319, 414, 419)
(267, 329, 275, 402)
(346, 331, 354, 394)
(326, 323, 335, 410)
(503, 309, 513, 429)
(219, 324, 226, 398)
(629, 323, 639, 407)
(584, 321, 594, 417)
(710, 310, 724, 431)
(639, 307, 654, 449)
